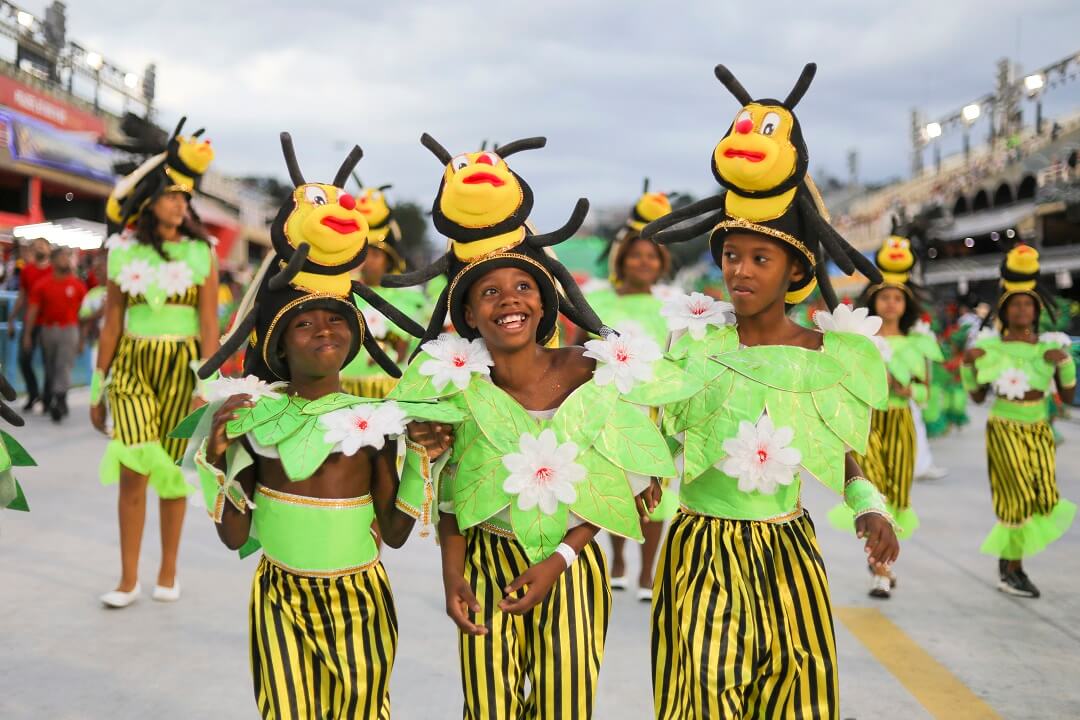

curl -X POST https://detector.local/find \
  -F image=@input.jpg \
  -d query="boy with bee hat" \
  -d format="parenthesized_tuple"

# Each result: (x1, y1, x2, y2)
(643, 62, 900, 719)
(173, 135, 459, 719)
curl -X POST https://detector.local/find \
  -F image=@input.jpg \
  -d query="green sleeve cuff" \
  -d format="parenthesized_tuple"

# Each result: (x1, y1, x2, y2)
(90, 369, 105, 406)
(194, 438, 254, 523)
(1059, 357, 1077, 388)
(395, 437, 451, 537)
(844, 477, 891, 522)
(961, 364, 978, 392)
(189, 360, 220, 398)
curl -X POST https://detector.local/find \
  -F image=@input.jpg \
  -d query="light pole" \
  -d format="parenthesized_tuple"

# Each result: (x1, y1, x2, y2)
(1024, 73, 1045, 135)
(924, 122, 943, 173)
(962, 103, 981, 162)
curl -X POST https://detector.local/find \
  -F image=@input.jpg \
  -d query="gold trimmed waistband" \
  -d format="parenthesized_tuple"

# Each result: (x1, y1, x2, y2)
(678, 502, 805, 525)
(262, 552, 380, 579)
(257, 485, 373, 509)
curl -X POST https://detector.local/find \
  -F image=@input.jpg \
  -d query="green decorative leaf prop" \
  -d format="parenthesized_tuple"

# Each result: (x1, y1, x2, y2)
(388, 351, 457, 401)
(812, 384, 871, 455)
(824, 332, 888, 410)
(229, 395, 291, 438)
(621, 359, 704, 406)
(238, 536, 262, 559)
(594, 402, 676, 478)
(464, 380, 537, 454)
(572, 452, 643, 542)
(169, 405, 208, 440)
(397, 400, 466, 425)
(511, 498, 570, 564)
(765, 390, 844, 493)
(682, 371, 767, 482)
(277, 416, 336, 481)
(250, 399, 307, 447)
(0, 435, 11, 473)
(716, 345, 844, 392)
(0, 431, 35, 467)
(5, 477, 28, 512)
(552, 381, 617, 452)
(451, 435, 512, 529)
(302, 392, 364, 415)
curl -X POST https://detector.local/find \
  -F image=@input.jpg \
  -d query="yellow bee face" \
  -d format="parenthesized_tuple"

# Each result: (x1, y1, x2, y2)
(633, 192, 672, 226)
(283, 183, 370, 267)
(176, 135, 215, 175)
(713, 103, 798, 192)
(356, 188, 391, 228)
(876, 236, 915, 273)
(1005, 244, 1039, 275)
(439, 151, 525, 229)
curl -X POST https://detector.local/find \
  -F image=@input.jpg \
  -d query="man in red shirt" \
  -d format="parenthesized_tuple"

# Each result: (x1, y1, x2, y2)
(24, 246, 86, 423)
(8, 238, 51, 410)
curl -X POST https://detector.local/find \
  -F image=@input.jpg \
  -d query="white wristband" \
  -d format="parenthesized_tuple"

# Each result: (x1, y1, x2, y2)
(553, 543, 577, 569)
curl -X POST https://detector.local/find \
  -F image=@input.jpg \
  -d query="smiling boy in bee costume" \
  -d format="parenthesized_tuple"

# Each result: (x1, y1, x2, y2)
(172, 135, 459, 719)
(340, 179, 431, 398)
(962, 245, 1075, 598)
(387, 133, 700, 718)
(642, 63, 899, 719)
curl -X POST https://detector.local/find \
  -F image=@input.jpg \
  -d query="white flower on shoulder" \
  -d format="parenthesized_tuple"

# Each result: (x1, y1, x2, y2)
(993, 368, 1030, 400)
(321, 401, 408, 455)
(871, 335, 894, 362)
(813, 303, 882, 338)
(579, 276, 610, 294)
(362, 308, 389, 341)
(912, 319, 934, 337)
(650, 283, 681, 303)
(720, 415, 802, 495)
(502, 429, 587, 515)
(583, 322, 663, 393)
(1039, 331, 1072, 349)
(661, 291, 734, 340)
(115, 258, 155, 296)
(418, 333, 493, 391)
(157, 261, 194, 297)
(104, 233, 134, 251)
(201, 374, 286, 403)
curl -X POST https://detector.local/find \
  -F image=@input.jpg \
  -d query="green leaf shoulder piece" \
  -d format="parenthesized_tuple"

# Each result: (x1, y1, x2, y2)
(973, 333, 1058, 391)
(105, 235, 212, 305)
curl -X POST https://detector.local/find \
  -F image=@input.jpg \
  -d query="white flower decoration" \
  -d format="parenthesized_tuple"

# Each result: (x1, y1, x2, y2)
(363, 308, 389, 341)
(502, 429, 587, 515)
(201, 375, 286, 403)
(993, 368, 1030, 400)
(321, 402, 408, 455)
(419, 333, 493, 391)
(911, 319, 934, 337)
(583, 322, 663, 393)
(1039, 332, 1072, 349)
(720, 415, 802, 495)
(650, 283, 681, 303)
(104, 233, 134, 251)
(813, 303, 882, 338)
(157, 261, 194, 297)
(661, 291, 734, 340)
(115, 258, 155, 297)
(871, 335, 894, 362)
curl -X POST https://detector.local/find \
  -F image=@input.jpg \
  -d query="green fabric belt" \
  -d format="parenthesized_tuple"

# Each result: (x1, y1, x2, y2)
(679, 467, 803, 521)
(126, 303, 199, 338)
(253, 486, 378, 574)
(989, 397, 1048, 423)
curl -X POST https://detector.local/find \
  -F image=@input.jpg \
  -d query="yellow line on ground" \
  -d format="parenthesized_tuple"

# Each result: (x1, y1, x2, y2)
(835, 606, 1002, 720)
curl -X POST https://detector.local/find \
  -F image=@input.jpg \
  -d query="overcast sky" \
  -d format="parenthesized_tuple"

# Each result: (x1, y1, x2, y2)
(36, 0, 1080, 228)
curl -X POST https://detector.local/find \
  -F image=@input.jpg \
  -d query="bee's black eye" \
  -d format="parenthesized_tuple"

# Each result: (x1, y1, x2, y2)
(304, 186, 328, 205)
(451, 154, 470, 172)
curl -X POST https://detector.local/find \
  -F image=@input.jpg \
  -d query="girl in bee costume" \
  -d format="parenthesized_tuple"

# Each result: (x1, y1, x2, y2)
(642, 63, 899, 719)
(172, 136, 459, 719)
(91, 118, 219, 608)
(828, 233, 942, 598)
(340, 179, 431, 398)
(388, 134, 700, 718)
(581, 180, 678, 599)
(962, 245, 1075, 598)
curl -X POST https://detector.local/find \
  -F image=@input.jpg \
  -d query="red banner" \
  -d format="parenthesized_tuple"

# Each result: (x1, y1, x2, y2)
(0, 75, 106, 136)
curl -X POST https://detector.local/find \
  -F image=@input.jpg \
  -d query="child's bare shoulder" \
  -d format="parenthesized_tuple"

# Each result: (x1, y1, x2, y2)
(549, 345, 596, 386)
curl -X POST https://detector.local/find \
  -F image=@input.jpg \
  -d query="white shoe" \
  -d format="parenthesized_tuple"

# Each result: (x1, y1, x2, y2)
(101, 583, 142, 608)
(868, 574, 892, 599)
(636, 587, 653, 602)
(917, 465, 949, 481)
(610, 575, 629, 591)
(152, 581, 181, 602)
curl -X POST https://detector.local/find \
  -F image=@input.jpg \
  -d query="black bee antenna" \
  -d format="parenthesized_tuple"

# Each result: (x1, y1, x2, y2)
(333, 145, 364, 188)
(191, 128, 205, 138)
(642, 177, 650, 193)
(494, 137, 546, 158)
(378, 183, 393, 192)
(714, 65, 753, 105)
(171, 116, 187, 140)
(480, 140, 488, 151)
(784, 63, 817, 109)
(279, 133, 306, 186)
(421, 133, 453, 165)
(351, 172, 364, 190)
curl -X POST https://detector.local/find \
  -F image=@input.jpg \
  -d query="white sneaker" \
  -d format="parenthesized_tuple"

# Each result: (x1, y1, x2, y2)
(610, 575, 629, 591)
(868, 574, 891, 599)
(636, 587, 653, 602)
(101, 583, 142, 608)
(917, 465, 949, 481)
(152, 581, 181, 602)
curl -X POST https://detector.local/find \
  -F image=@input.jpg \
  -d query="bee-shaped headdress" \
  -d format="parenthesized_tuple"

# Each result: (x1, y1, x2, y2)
(642, 63, 881, 307)
(599, 177, 675, 280)
(383, 133, 611, 346)
(983, 243, 1058, 330)
(197, 134, 424, 381)
(350, 176, 406, 273)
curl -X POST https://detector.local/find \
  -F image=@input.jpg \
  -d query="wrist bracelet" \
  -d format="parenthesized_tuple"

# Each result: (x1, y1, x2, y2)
(553, 543, 577, 569)
(89, 369, 105, 405)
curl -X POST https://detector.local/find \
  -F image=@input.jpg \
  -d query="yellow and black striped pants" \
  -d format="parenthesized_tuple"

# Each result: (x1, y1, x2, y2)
(459, 527, 610, 719)
(986, 417, 1059, 525)
(108, 334, 199, 461)
(652, 512, 838, 720)
(250, 556, 397, 720)
(854, 406, 915, 511)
